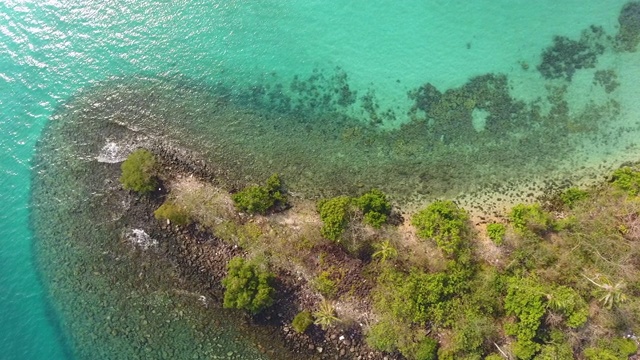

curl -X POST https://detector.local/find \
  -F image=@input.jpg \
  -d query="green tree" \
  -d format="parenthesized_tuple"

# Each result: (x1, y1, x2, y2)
(317, 196, 353, 241)
(504, 277, 546, 360)
(411, 200, 469, 257)
(222, 257, 275, 314)
(232, 174, 286, 214)
(120, 149, 157, 194)
(356, 189, 391, 228)
(582, 274, 627, 309)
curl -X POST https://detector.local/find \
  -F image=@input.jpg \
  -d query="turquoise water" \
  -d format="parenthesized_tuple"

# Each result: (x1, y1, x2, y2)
(2, 1, 640, 358)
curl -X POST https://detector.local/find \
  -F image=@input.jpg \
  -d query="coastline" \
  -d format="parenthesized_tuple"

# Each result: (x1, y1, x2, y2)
(29, 73, 640, 359)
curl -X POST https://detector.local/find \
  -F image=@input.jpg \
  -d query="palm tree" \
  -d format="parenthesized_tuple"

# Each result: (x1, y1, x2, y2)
(582, 274, 627, 309)
(313, 300, 340, 329)
(372, 240, 398, 263)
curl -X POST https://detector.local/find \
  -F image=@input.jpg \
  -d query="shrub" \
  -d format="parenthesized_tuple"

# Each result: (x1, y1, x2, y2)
(585, 338, 640, 360)
(154, 201, 191, 226)
(509, 203, 553, 235)
(611, 166, 640, 196)
(232, 186, 274, 214)
(314, 271, 337, 298)
(377, 269, 449, 325)
(536, 341, 573, 360)
(446, 312, 498, 359)
(559, 187, 589, 208)
(611, 338, 639, 357)
(410, 337, 438, 360)
(411, 200, 469, 257)
(120, 149, 157, 194)
(546, 285, 588, 328)
(366, 320, 398, 352)
(222, 257, 275, 314)
(484, 354, 503, 360)
(583, 347, 619, 360)
(356, 189, 391, 228)
(486, 223, 506, 245)
(504, 277, 546, 359)
(317, 196, 353, 241)
(291, 311, 313, 333)
(232, 174, 286, 214)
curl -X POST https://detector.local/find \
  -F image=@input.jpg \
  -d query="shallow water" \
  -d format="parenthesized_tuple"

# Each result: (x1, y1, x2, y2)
(2, 1, 640, 358)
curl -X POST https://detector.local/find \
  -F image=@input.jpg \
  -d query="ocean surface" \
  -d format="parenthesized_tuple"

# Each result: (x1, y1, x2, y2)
(2, 1, 639, 359)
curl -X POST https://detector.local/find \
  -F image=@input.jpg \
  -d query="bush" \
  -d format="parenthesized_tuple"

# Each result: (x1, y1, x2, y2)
(486, 223, 506, 245)
(504, 277, 546, 359)
(232, 174, 286, 214)
(611, 166, 640, 196)
(536, 342, 573, 360)
(559, 187, 589, 208)
(585, 338, 640, 360)
(317, 196, 353, 241)
(314, 271, 337, 298)
(356, 189, 391, 228)
(509, 203, 553, 235)
(411, 200, 469, 257)
(366, 320, 398, 352)
(583, 347, 619, 360)
(377, 269, 449, 325)
(546, 286, 588, 328)
(291, 311, 313, 333)
(120, 149, 157, 194)
(154, 201, 191, 226)
(484, 354, 503, 360)
(411, 337, 438, 360)
(222, 257, 275, 314)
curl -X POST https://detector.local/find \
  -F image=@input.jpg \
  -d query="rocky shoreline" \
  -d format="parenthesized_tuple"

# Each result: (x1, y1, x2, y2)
(137, 141, 394, 360)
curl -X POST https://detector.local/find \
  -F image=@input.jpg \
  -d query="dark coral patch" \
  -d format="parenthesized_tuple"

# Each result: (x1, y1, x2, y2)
(537, 26, 607, 81)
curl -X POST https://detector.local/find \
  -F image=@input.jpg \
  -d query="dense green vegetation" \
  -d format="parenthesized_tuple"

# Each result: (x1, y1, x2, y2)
(232, 173, 286, 214)
(317, 195, 353, 241)
(355, 189, 391, 228)
(138, 158, 640, 360)
(559, 187, 589, 208)
(119, 149, 157, 193)
(317, 189, 392, 241)
(611, 166, 640, 196)
(508, 203, 553, 235)
(221, 257, 275, 314)
(364, 169, 640, 360)
(411, 200, 470, 257)
(486, 223, 506, 245)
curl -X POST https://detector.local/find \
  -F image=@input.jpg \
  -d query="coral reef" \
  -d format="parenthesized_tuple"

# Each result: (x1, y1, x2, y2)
(616, 1, 640, 51)
(537, 26, 607, 80)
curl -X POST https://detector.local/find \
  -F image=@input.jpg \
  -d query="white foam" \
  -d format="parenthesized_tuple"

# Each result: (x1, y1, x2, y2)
(96, 141, 131, 163)
(125, 229, 158, 250)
